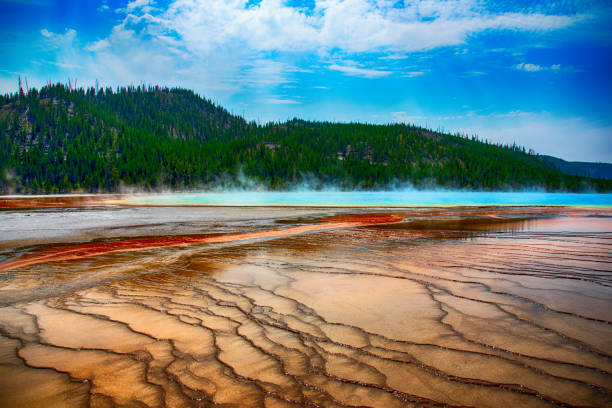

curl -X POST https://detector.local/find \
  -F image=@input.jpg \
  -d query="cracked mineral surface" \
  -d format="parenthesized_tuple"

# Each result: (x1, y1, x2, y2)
(0, 202, 610, 407)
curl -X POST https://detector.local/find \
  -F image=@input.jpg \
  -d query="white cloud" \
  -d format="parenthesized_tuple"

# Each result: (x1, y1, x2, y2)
(515, 62, 575, 72)
(391, 112, 427, 123)
(85, 39, 110, 52)
(239, 60, 303, 87)
(126, 0, 155, 12)
(126, 0, 584, 55)
(40, 28, 77, 46)
(515, 62, 543, 72)
(37, 59, 83, 70)
(379, 54, 409, 60)
(28, 2, 587, 107)
(328, 64, 391, 78)
(36, 28, 85, 79)
(68, 0, 578, 95)
(403, 71, 426, 78)
(261, 97, 301, 105)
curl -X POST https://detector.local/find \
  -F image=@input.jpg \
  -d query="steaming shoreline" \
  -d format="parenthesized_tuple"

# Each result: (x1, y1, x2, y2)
(1, 192, 611, 208)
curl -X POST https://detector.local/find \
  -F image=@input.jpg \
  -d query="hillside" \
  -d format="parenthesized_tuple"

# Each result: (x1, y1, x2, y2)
(540, 155, 612, 180)
(0, 84, 610, 193)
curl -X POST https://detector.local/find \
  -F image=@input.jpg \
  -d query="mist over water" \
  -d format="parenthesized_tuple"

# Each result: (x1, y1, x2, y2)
(125, 191, 612, 207)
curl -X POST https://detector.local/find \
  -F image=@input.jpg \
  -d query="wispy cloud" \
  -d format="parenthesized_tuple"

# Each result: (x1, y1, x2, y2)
(114, 0, 586, 55)
(379, 55, 409, 60)
(41, 28, 76, 46)
(391, 112, 427, 123)
(85, 39, 109, 52)
(328, 64, 392, 78)
(124, 0, 155, 13)
(20, 0, 588, 102)
(35, 59, 83, 70)
(514, 62, 577, 72)
(403, 71, 426, 78)
(261, 97, 301, 105)
(237, 60, 309, 88)
(515, 62, 544, 72)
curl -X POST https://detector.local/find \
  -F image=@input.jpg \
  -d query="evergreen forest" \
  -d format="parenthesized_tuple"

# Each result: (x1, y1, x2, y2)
(0, 83, 609, 193)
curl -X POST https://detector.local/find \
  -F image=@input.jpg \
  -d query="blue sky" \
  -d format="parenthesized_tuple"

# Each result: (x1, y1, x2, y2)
(1, 0, 611, 162)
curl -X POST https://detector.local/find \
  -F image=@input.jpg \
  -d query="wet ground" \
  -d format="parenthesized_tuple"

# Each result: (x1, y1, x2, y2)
(0, 201, 610, 407)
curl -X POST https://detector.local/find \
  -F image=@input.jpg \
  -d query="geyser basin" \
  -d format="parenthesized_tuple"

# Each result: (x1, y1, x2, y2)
(122, 191, 612, 207)
(0, 204, 610, 407)
(0, 203, 612, 408)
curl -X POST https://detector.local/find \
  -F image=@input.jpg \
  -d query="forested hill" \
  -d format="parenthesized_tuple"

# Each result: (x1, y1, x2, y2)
(0, 84, 610, 193)
(540, 155, 612, 180)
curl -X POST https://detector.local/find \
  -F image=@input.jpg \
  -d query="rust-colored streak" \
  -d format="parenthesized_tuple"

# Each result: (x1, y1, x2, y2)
(0, 195, 120, 208)
(0, 215, 402, 271)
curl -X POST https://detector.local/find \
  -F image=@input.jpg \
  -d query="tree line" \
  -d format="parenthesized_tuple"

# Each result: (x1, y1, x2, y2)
(0, 83, 609, 193)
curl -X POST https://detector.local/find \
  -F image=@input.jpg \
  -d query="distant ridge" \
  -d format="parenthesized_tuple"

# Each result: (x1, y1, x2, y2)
(0, 83, 610, 193)
(540, 156, 612, 180)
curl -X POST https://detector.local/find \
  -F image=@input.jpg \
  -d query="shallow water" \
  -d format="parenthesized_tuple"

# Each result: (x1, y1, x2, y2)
(0, 202, 611, 407)
(123, 191, 612, 207)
